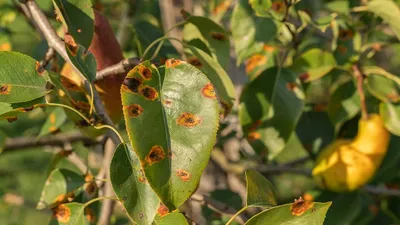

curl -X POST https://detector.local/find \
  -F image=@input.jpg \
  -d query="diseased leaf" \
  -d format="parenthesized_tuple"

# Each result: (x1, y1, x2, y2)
(48, 202, 90, 225)
(38, 107, 67, 138)
(245, 169, 278, 207)
(291, 48, 337, 82)
(65, 44, 97, 82)
(0, 97, 46, 121)
(37, 168, 85, 210)
(153, 212, 189, 225)
(121, 60, 219, 210)
(231, 0, 278, 65)
(53, 0, 94, 48)
(367, 0, 400, 41)
(327, 80, 360, 133)
(245, 201, 332, 225)
(249, 0, 286, 21)
(245, 45, 277, 80)
(364, 66, 400, 103)
(186, 45, 236, 116)
(380, 102, 400, 136)
(239, 67, 305, 160)
(183, 13, 230, 68)
(208, 0, 232, 23)
(0, 51, 49, 103)
(110, 144, 160, 225)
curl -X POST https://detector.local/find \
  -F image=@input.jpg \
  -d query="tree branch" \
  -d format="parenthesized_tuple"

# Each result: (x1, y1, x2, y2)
(22, 0, 120, 145)
(352, 64, 368, 120)
(363, 185, 400, 197)
(95, 57, 141, 82)
(2, 131, 98, 153)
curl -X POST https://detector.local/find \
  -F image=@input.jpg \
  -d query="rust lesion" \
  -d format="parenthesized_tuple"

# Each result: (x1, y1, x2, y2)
(187, 56, 202, 68)
(122, 77, 142, 94)
(290, 196, 315, 216)
(145, 145, 165, 165)
(176, 112, 202, 127)
(52, 204, 71, 223)
(201, 83, 217, 99)
(35, 61, 45, 76)
(124, 104, 144, 118)
(176, 169, 191, 182)
(210, 31, 227, 41)
(0, 84, 11, 95)
(157, 203, 169, 217)
(138, 65, 152, 80)
(139, 85, 159, 101)
(245, 54, 267, 74)
(165, 58, 182, 68)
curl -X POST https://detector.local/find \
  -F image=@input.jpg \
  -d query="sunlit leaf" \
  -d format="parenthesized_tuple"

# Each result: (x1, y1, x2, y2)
(153, 212, 189, 225)
(0, 97, 45, 121)
(245, 169, 278, 207)
(65, 44, 97, 82)
(367, 0, 400, 41)
(38, 107, 67, 138)
(48, 202, 91, 225)
(380, 102, 400, 136)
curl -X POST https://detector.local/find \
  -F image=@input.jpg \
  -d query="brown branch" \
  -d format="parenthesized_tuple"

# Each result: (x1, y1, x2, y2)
(22, 0, 120, 145)
(95, 57, 141, 82)
(352, 64, 368, 120)
(2, 131, 97, 152)
(40, 47, 55, 68)
(190, 193, 247, 224)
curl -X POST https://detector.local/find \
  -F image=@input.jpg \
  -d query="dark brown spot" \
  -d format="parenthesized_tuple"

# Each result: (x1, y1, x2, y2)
(339, 29, 354, 40)
(176, 169, 191, 181)
(76, 119, 90, 127)
(176, 113, 202, 127)
(123, 196, 127, 201)
(85, 182, 97, 195)
(139, 213, 144, 218)
(71, 100, 90, 112)
(187, 56, 202, 68)
(271, 2, 285, 13)
(313, 104, 327, 112)
(35, 61, 45, 75)
(211, 31, 227, 41)
(290, 196, 314, 216)
(299, 72, 310, 82)
(61, 77, 81, 91)
(0, 84, 11, 95)
(19, 106, 35, 112)
(201, 83, 217, 99)
(125, 104, 144, 118)
(145, 145, 165, 165)
(157, 203, 169, 217)
(6, 116, 17, 123)
(122, 78, 142, 93)
(165, 58, 182, 68)
(138, 65, 152, 80)
(64, 34, 78, 56)
(53, 204, 71, 223)
(139, 85, 159, 101)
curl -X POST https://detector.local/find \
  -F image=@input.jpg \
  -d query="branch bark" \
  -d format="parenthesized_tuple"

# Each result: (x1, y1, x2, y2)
(95, 57, 141, 82)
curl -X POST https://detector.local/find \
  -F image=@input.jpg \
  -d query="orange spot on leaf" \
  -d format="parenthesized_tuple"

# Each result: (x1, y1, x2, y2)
(50, 113, 56, 123)
(0, 84, 11, 95)
(263, 44, 275, 53)
(162, 99, 173, 108)
(19, 106, 35, 112)
(290, 196, 314, 216)
(212, 0, 231, 14)
(286, 82, 297, 91)
(6, 116, 17, 123)
(85, 207, 96, 222)
(165, 58, 182, 68)
(337, 45, 348, 54)
(176, 169, 191, 181)
(49, 126, 58, 133)
(122, 77, 142, 93)
(249, 120, 262, 132)
(145, 145, 165, 165)
(0, 43, 11, 51)
(53, 204, 71, 223)
(35, 61, 45, 76)
(125, 104, 144, 118)
(138, 65, 152, 80)
(176, 112, 202, 127)
(201, 83, 217, 99)
(247, 131, 261, 141)
(157, 203, 169, 217)
(245, 54, 267, 74)
(64, 34, 78, 56)
(271, 2, 286, 13)
(299, 72, 310, 82)
(302, 193, 314, 202)
(139, 85, 159, 101)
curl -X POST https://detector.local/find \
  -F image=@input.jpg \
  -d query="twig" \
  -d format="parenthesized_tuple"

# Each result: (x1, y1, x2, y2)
(190, 193, 247, 224)
(97, 138, 116, 225)
(95, 57, 141, 82)
(23, 0, 120, 145)
(363, 185, 400, 197)
(2, 131, 98, 152)
(352, 64, 368, 120)
(40, 47, 55, 68)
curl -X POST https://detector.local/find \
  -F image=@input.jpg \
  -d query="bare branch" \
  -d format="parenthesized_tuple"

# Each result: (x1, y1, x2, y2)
(40, 47, 55, 68)
(2, 131, 98, 152)
(95, 57, 141, 82)
(363, 185, 400, 197)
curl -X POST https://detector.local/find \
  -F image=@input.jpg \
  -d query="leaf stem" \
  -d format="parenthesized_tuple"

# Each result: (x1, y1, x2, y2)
(83, 196, 118, 208)
(225, 206, 248, 225)
(141, 37, 186, 61)
(352, 65, 368, 120)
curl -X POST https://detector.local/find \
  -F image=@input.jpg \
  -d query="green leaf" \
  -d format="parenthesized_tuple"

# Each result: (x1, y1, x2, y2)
(66, 44, 97, 82)
(153, 212, 189, 225)
(366, 74, 400, 103)
(327, 80, 360, 133)
(324, 193, 363, 225)
(244, 201, 332, 225)
(38, 107, 67, 138)
(37, 168, 85, 210)
(291, 48, 337, 82)
(367, 0, 400, 41)
(249, 0, 287, 21)
(48, 202, 90, 225)
(121, 60, 219, 210)
(245, 46, 278, 81)
(245, 169, 278, 207)
(239, 67, 305, 160)
(53, 0, 94, 48)
(183, 13, 231, 69)
(249, 0, 272, 16)
(0, 130, 6, 154)
(231, 0, 278, 65)
(186, 45, 236, 116)
(380, 102, 400, 136)
(110, 143, 160, 225)
(0, 51, 49, 103)
(373, 134, 400, 182)
(0, 97, 46, 120)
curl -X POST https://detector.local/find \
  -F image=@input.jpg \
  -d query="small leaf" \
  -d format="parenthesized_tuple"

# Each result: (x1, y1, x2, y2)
(153, 212, 189, 225)
(364, 67, 400, 103)
(245, 170, 278, 207)
(38, 107, 67, 138)
(249, 0, 286, 21)
(182, 13, 231, 68)
(0, 97, 45, 120)
(65, 44, 97, 82)
(327, 80, 360, 133)
(380, 102, 400, 136)
(186, 45, 236, 116)
(367, 0, 400, 41)
(231, 0, 278, 65)
(239, 67, 305, 160)
(0, 51, 49, 103)
(291, 48, 336, 82)
(48, 202, 89, 225)
(37, 168, 85, 210)
(245, 45, 277, 80)
(110, 143, 160, 225)
(53, 0, 94, 48)
(121, 60, 219, 210)
(245, 201, 332, 225)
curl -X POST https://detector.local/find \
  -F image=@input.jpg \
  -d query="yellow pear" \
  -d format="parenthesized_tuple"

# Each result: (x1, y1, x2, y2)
(312, 114, 390, 192)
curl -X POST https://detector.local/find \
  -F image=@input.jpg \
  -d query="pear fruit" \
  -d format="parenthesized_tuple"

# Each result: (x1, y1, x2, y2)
(312, 114, 390, 192)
